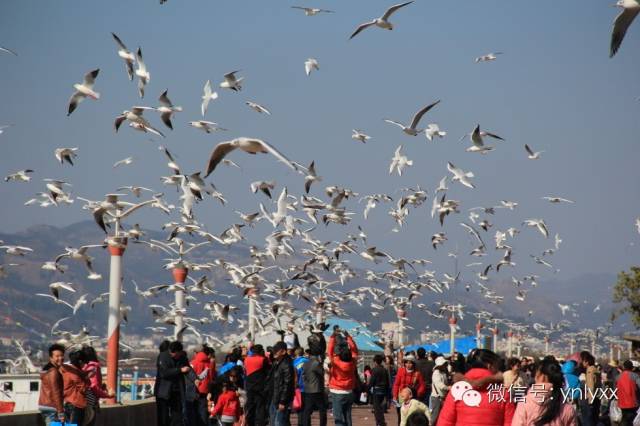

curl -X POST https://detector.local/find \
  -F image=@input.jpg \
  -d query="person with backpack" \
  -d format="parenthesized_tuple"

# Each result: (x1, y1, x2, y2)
(615, 360, 640, 426)
(292, 347, 309, 426)
(210, 381, 242, 426)
(393, 355, 426, 426)
(327, 327, 359, 426)
(369, 354, 391, 426)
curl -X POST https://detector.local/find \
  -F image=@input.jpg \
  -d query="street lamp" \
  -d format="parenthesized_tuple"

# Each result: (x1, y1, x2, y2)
(93, 194, 157, 404)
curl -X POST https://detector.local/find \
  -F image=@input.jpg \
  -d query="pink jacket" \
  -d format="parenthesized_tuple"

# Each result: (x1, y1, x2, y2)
(511, 384, 577, 426)
(82, 361, 110, 399)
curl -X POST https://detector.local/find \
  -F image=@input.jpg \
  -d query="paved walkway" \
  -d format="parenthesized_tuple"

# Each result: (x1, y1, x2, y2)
(291, 405, 399, 425)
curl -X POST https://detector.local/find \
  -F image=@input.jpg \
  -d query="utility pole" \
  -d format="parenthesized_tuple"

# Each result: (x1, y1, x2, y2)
(475, 320, 483, 349)
(449, 315, 457, 356)
(106, 234, 126, 404)
(544, 336, 550, 355)
(172, 266, 188, 341)
(492, 325, 499, 353)
(247, 288, 258, 343)
(507, 330, 513, 358)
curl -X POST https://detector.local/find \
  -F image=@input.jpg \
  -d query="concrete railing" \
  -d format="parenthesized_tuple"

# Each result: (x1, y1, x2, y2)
(0, 399, 156, 426)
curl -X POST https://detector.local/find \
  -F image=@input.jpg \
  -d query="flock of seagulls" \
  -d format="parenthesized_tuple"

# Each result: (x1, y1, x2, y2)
(0, 1, 636, 357)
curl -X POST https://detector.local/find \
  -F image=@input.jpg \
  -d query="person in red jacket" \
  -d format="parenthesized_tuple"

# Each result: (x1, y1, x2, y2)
(436, 349, 514, 426)
(191, 344, 215, 426)
(616, 360, 640, 426)
(327, 327, 358, 426)
(210, 381, 242, 426)
(392, 355, 426, 426)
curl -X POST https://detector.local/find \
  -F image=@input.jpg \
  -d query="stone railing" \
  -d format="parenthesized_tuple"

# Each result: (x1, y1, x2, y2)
(0, 399, 156, 426)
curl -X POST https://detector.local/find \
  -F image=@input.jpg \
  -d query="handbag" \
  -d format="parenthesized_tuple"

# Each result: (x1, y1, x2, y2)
(292, 388, 303, 411)
(359, 391, 368, 403)
(609, 399, 622, 423)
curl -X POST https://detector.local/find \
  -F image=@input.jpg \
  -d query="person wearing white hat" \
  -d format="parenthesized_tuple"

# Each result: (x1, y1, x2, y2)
(430, 356, 450, 425)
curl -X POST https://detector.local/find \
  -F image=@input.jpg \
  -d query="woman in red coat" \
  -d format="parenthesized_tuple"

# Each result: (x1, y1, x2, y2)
(436, 349, 514, 426)
(392, 355, 426, 425)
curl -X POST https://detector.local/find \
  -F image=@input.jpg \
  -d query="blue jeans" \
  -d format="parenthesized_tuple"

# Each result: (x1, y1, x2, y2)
(269, 402, 291, 426)
(40, 409, 60, 426)
(331, 392, 354, 426)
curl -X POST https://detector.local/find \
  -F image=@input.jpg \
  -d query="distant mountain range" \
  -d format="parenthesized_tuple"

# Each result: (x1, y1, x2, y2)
(0, 221, 622, 348)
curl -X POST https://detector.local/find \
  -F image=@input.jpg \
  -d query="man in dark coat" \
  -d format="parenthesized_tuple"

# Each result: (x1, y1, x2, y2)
(155, 341, 189, 426)
(268, 341, 295, 426)
(301, 347, 327, 426)
(244, 344, 271, 426)
(415, 348, 435, 404)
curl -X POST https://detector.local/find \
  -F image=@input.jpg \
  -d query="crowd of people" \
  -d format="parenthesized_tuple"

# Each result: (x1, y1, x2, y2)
(37, 331, 640, 426)
(37, 343, 112, 425)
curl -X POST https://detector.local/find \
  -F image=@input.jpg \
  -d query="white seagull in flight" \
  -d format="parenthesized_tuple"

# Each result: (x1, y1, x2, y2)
(350, 1, 413, 39)
(385, 100, 440, 136)
(291, 6, 335, 16)
(201, 80, 218, 117)
(610, 0, 640, 57)
(204, 138, 298, 177)
(67, 69, 100, 116)
(110, 33, 135, 80)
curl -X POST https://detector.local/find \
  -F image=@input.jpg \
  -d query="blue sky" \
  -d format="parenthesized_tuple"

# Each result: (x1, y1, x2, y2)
(1, 0, 639, 283)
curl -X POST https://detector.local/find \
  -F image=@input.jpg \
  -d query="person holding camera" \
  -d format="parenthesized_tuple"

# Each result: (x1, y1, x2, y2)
(327, 327, 359, 426)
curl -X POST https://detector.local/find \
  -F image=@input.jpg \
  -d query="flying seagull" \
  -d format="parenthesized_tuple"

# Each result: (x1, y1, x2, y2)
(189, 120, 227, 133)
(425, 124, 446, 141)
(246, 101, 271, 115)
(389, 145, 413, 176)
(524, 144, 543, 160)
(305, 58, 319, 76)
(114, 107, 165, 138)
(352, 129, 371, 143)
(350, 1, 414, 39)
(201, 80, 218, 117)
(204, 138, 298, 177)
(67, 69, 100, 116)
(542, 196, 574, 204)
(475, 52, 503, 63)
(110, 33, 135, 80)
(291, 6, 335, 15)
(0, 46, 17, 56)
(384, 100, 441, 136)
(113, 157, 134, 168)
(54, 148, 78, 166)
(447, 162, 475, 189)
(135, 47, 150, 98)
(610, 0, 640, 57)
(220, 70, 243, 91)
(156, 90, 182, 130)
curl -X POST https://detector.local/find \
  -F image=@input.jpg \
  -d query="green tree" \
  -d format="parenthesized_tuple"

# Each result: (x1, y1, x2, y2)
(612, 266, 640, 327)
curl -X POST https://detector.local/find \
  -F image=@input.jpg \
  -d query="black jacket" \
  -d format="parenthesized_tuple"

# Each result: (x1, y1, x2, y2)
(268, 355, 295, 406)
(302, 356, 324, 394)
(415, 358, 434, 387)
(155, 351, 184, 400)
(369, 365, 390, 394)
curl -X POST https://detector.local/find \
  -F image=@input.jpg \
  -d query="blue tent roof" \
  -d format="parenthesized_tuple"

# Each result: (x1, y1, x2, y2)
(404, 336, 477, 356)
(323, 318, 382, 352)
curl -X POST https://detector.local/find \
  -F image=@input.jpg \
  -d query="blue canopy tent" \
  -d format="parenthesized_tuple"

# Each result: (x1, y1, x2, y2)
(404, 336, 478, 356)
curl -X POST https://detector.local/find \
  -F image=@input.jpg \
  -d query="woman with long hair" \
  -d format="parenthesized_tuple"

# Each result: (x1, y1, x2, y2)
(60, 350, 89, 425)
(511, 357, 577, 426)
(81, 346, 112, 426)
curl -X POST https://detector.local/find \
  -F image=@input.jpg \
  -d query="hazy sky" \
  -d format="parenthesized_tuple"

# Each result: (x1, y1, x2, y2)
(1, 0, 639, 284)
